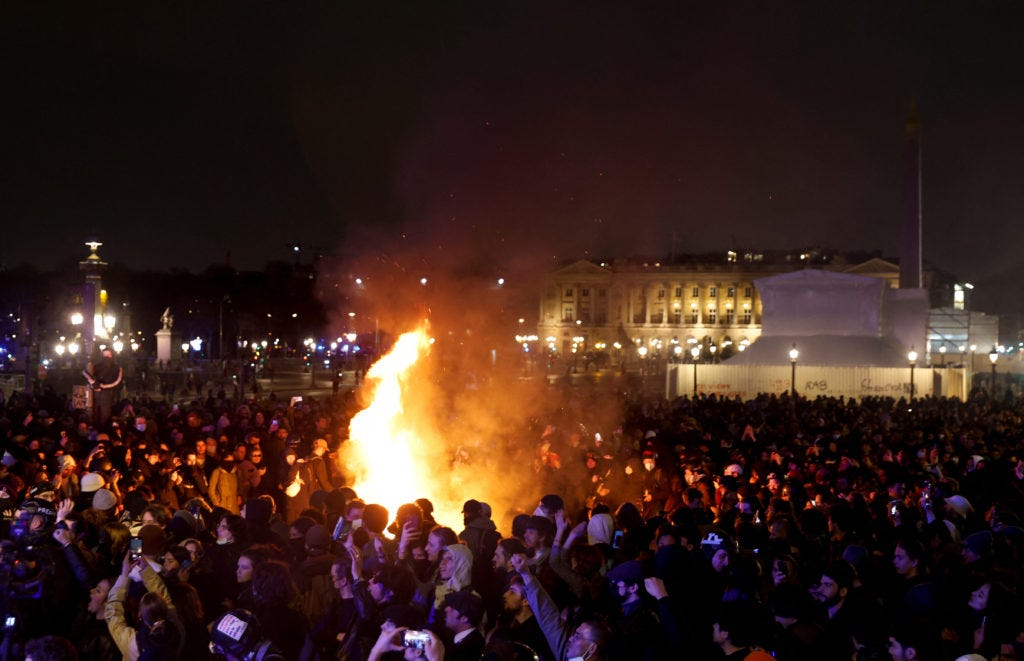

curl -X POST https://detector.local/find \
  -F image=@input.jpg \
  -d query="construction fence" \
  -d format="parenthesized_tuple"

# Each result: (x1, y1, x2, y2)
(666, 364, 968, 401)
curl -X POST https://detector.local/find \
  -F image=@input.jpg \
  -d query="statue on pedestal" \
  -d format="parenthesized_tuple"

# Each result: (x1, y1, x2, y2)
(156, 308, 179, 367)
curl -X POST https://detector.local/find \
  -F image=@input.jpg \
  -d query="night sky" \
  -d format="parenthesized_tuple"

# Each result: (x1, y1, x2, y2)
(4, 2, 1023, 289)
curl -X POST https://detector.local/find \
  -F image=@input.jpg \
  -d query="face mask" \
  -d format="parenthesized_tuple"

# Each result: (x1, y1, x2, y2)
(136, 423, 146, 432)
(568, 644, 595, 661)
(643, 460, 655, 472)
(217, 538, 231, 545)
(351, 519, 363, 530)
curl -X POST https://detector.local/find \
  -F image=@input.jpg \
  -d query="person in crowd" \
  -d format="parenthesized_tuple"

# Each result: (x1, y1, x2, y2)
(711, 600, 774, 660)
(205, 513, 248, 614)
(71, 575, 119, 660)
(83, 348, 123, 428)
(249, 559, 308, 659)
(512, 551, 611, 661)
(208, 453, 239, 514)
(104, 554, 183, 660)
(486, 573, 554, 660)
(307, 556, 359, 660)
(440, 590, 486, 661)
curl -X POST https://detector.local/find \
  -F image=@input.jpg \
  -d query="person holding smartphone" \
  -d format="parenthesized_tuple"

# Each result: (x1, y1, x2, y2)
(510, 553, 611, 661)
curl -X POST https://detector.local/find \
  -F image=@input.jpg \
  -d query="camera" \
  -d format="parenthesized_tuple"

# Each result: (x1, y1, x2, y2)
(402, 630, 431, 649)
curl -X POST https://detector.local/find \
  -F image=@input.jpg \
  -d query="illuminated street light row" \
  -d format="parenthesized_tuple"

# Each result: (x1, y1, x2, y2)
(350, 276, 507, 287)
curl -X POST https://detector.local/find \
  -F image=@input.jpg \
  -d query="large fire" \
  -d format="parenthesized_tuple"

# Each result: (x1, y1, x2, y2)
(340, 325, 456, 522)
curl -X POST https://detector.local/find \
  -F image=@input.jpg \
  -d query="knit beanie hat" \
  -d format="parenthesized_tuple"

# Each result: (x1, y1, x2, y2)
(700, 530, 730, 561)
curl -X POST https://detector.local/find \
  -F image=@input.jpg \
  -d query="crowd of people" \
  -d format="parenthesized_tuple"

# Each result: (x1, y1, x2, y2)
(1, 375, 1024, 660)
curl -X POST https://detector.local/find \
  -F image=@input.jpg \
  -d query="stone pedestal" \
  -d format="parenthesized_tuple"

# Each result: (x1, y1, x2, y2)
(156, 328, 181, 365)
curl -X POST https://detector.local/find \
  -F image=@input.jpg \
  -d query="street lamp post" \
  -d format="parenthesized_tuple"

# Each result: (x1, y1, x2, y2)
(907, 347, 918, 401)
(572, 335, 584, 374)
(690, 346, 700, 396)
(789, 344, 799, 397)
(989, 347, 998, 396)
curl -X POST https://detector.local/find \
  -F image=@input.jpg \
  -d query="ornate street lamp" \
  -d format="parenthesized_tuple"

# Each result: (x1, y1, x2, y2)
(907, 347, 918, 401)
(788, 344, 799, 396)
(989, 347, 999, 396)
(690, 346, 700, 396)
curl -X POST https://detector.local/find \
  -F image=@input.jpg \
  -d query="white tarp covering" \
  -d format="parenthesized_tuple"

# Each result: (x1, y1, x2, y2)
(756, 270, 885, 337)
(729, 269, 927, 367)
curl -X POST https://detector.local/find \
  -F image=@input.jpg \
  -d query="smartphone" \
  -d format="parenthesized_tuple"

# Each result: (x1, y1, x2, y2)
(612, 530, 623, 549)
(402, 630, 430, 649)
(290, 396, 303, 407)
(333, 518, 352, 542)
(129, 537, 143, 561)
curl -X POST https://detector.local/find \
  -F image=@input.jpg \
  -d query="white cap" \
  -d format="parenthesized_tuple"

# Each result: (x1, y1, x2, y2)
(945, 494, 973, 518)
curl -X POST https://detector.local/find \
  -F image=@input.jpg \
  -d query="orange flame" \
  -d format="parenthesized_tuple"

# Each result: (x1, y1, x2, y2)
(341, 325, 444, 521)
